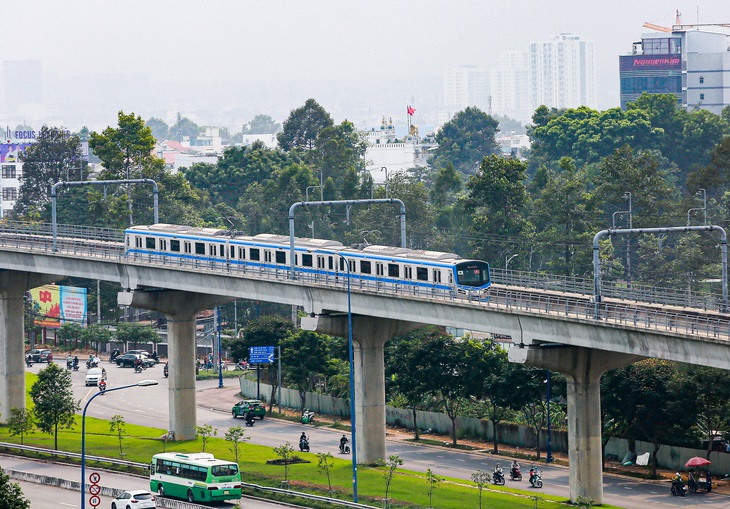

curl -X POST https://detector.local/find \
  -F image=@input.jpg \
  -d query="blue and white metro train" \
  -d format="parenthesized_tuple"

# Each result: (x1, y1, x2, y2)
(124, 224, 491, 296)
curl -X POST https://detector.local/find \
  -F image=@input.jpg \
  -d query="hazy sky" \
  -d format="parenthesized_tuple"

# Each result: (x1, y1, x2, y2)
(2, 0, 729, 130)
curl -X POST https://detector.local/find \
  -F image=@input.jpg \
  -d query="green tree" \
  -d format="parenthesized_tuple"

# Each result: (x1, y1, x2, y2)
(243, 114, 281, 134)
(225, 426, 250, 464)
(14, 126, 85, 219)
(145, 117, 169, 141)
(30, 363, 79, 450)
(81, 325, 114, 352)
(382, 455, 404, 509)
(168, 113, 201, 142)
(277, 98, 333, 152)
(313, 120, 368, 196)
(0, 468, 30, 509)
(89, 111, 157, 180)
(195, 424, 218, 452)
(7, 407, 34, 445)
(682, 365, 730, 457)
(110, 415, 126, 459)
(602, 359, 697, 477)
(386, 331, 434, 440)
(281, 330, 336, 409)
(431, 107, 499, 174)
(463, 155, 530, 264)
(273, 442, 296, 481)
(470, 470, 491, 509)
(115, 323, 159, 350)
(530, 157, 596, 276)
(317, 452, 335, 494)
(426, 468, 442, 509)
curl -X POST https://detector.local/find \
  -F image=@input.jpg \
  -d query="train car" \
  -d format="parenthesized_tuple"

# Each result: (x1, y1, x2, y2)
(124, 224, 490, 299)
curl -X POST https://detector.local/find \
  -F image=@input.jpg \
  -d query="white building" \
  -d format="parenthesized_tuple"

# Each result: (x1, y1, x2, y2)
(528, 33, 597, 112)
(363, 117, 434, 183)
(0, 126, 37, 218)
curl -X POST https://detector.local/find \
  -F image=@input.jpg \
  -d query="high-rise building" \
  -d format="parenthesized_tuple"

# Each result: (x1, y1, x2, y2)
(619, 26, 730, 114)
(528, 34, 597, 112)
(3, 60, 43, 114)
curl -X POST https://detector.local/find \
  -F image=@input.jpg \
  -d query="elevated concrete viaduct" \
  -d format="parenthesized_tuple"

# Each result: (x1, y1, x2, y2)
(2, 247, 730, 503)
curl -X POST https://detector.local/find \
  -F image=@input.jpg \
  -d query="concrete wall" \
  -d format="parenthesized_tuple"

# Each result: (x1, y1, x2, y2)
(242, 377, 730, 472)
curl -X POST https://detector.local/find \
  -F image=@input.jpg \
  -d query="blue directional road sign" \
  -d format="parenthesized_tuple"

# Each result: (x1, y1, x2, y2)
(249, 346, 275, 364)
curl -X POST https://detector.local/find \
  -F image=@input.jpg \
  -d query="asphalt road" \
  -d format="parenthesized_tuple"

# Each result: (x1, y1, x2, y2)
(25, 360, 730, 509)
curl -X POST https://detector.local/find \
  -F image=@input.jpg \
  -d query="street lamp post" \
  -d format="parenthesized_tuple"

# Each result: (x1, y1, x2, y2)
(505, 254, 518, 271)
(81, 380, 159, 509)
(338, 254, 358, 502)
(546, 371, 553, 463)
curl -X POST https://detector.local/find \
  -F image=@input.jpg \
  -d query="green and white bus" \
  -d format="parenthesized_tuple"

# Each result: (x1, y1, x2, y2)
(150, 452, 242, 503)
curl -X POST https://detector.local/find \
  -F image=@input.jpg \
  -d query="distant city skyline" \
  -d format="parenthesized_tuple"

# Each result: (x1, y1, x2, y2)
(0, 0, 727, 132)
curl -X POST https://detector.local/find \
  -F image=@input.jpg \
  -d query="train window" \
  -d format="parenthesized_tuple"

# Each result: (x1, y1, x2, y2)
(276, 251, 286, 264)
(170, 240, 180, 252)
(405, 266, 413, 279)
(360, 260, 372, 274)
(195, 242, 205, 255)
(230, 246, 235, 258)
(302, 254, 313, 267)
(448, 273, 453, 284)
(416, 267, 428, 281)
(339, 257, 345, 271)
(328, 257, 333, 270)
(250, 248, 260, 261)
(434, 270, 442, 283)
(388, 264, 400, 277)
(145, 237, 155, 249)
(238, 247, 246, 259)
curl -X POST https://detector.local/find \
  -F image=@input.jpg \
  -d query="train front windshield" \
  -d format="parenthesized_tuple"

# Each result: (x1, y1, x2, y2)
(456, 261, 491, 287)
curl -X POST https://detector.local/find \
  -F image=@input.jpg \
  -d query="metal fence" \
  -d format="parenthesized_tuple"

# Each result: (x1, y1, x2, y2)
(1, 221, 729, 341)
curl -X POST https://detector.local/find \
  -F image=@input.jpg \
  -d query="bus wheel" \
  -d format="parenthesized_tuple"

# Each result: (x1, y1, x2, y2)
(187, 489, 195, 503)
(157, 484, 164, 497)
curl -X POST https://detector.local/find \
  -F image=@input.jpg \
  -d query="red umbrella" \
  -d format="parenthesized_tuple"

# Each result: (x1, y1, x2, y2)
(685, 457, 711, 468)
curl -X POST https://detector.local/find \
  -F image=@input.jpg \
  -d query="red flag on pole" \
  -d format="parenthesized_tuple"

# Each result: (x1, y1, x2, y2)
(407, 105, 416, 116)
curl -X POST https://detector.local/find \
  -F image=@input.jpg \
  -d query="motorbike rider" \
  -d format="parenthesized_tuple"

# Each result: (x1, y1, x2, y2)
(98, 379, 107, 394)
(299, 432, 309, 449)
(66, 354, 73, 369)
(25, 353, 33, 367)
(245, 408, 255, 425)
(133, 356, 143, 372)
(73, 356, 79, 370)
(674, 472, 685, 489)
(494, 463, 504, 480)
(511, 460, 520, 477)
(529, 466, 537, 485)
(339, 434, 349, 453)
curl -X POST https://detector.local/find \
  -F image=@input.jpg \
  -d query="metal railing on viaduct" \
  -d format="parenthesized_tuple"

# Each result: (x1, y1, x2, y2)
(0, 220, 728, 343)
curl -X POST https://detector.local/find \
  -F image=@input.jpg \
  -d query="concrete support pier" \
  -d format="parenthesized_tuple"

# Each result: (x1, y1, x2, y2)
(302, 314, 421, 464)
(0, 271, 60, 423)
(118, 290, 233, 440)
(509, 345, 642, 504)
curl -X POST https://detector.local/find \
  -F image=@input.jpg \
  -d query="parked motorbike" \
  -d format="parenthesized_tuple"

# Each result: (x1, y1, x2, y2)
(299, 437, 310, 452)
(301, 409, 315, 424)
(510, 466, 522, 481)
(493, 467, 505, 485)
(671, 475, 687, 497)
(529, 467, 543, 488)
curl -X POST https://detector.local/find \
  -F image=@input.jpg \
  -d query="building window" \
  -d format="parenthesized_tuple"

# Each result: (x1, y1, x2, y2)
(2, 165, 17, 178)
(700, 93, 705, 101)
(2, 187, 18, 200)
(699, 76, 704, 84)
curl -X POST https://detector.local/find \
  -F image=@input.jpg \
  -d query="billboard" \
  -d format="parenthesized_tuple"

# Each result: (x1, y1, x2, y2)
(619, 54, 681, 72)
(0, 143, 32, 163)
(29, 284, 88, 328)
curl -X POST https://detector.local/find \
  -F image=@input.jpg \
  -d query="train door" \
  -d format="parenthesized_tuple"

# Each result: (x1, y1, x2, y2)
(376, 262, 384, 290)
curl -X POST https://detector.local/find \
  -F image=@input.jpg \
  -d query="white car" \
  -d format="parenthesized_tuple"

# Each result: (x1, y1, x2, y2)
(84, 367, 106, 386)
(111, 489, 156, 509)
